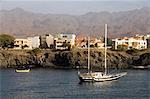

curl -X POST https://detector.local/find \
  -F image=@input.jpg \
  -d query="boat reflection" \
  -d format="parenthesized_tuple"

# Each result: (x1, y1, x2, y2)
(79, 80, 117, 88)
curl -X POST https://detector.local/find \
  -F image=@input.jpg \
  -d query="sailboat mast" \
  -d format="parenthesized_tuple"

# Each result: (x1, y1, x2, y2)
(88, 37, 90, 73)
(104, 24, 107, 75)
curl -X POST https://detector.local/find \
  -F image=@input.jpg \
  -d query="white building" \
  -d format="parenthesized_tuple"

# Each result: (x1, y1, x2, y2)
(27, 36, 40, 49)
(135, 34, 150, 40)
(112, 37, 147, 50)
(54, 33, 76, 50)
(54, 39, 68, 50)
(14, 38, 32, 49)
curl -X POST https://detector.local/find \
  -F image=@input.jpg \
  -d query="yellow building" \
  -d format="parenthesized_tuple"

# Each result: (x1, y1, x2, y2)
(76, 37, 104, 49)
(14, 39, 32, 49)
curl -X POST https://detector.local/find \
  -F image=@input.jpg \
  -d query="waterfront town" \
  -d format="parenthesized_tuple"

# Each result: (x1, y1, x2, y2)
(7, 33, 150, 50)
(1, 1, 150, 99)
(1, 32, 150, 70)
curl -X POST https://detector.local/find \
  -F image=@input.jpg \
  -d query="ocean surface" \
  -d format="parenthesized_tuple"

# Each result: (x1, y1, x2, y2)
(0, 68, 149, 99)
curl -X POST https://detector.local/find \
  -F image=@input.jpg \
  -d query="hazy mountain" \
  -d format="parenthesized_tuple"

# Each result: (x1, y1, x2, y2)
(0, 7, 150, 38)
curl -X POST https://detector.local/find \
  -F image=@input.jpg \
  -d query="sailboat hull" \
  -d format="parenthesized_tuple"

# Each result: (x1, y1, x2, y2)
(78, 72, 127, 82)
(78, 72, 94, 82)
(79, 77, 93, 82)
(94, 72, 127, 82)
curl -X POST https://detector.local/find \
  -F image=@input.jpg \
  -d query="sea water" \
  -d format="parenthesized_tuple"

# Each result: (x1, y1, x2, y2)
(0, 68, 149, 99)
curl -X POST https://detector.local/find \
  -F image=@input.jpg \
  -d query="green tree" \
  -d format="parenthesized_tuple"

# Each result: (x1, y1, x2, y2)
(117, 45, 128, 51)
(28, 48, 42, 56)
(0, 34, 15, 48)
(107, 38, 112, 46)
(32, 48, 42, 55)
(103, 37, 112, 46)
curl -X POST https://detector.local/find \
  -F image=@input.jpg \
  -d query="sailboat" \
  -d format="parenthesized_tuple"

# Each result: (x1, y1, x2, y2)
(78, 24, 127, 82)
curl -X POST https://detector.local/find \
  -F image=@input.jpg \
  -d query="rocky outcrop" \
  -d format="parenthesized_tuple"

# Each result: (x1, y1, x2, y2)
(52, 50, 132, 69)
(133, 53, 150, 66)
(0, 49, 150, 69)
(0, 50, 34, 68)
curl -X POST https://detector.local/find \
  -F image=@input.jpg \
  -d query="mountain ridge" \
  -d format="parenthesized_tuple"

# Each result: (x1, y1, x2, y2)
(0, 7, 150, 38)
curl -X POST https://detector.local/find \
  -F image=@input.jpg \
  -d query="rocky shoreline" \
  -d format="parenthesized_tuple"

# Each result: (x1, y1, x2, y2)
(0, 49, 150, 70)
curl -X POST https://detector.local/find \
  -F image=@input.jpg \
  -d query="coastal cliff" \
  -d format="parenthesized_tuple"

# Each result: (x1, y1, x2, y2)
(0, 49, 150, 69)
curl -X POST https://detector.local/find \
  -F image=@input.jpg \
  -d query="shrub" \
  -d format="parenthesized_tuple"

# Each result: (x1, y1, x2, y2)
(117, 45, 128, 51)
(126, 48, 139, 54)
(28, 48, 42, 56)
(0, 34, 15, 48)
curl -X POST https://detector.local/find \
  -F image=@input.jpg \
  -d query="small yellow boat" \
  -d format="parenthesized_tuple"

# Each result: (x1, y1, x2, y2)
(15, 69, 30, 73)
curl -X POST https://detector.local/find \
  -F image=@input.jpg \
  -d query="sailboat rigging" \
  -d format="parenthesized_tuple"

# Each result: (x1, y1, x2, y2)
(78, 24, 127, 82)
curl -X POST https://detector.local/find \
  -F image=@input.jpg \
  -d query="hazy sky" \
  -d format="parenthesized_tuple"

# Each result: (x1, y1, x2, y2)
(1, 0, 150, 15)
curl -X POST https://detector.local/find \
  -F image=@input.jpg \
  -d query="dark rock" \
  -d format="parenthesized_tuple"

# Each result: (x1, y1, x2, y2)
(0, 49, 149, 69)
(133, 53, 150, 66)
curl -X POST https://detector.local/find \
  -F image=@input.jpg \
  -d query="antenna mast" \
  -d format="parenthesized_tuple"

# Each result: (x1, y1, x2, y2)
(88, 37, 90, 73)
(104, 24, 107, 75)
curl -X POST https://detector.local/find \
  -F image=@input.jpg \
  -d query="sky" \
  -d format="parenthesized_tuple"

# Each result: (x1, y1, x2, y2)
(0, 0, 150, 15)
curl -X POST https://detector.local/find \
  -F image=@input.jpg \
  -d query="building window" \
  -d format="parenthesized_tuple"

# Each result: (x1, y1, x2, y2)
(63, 36, 67, 38)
